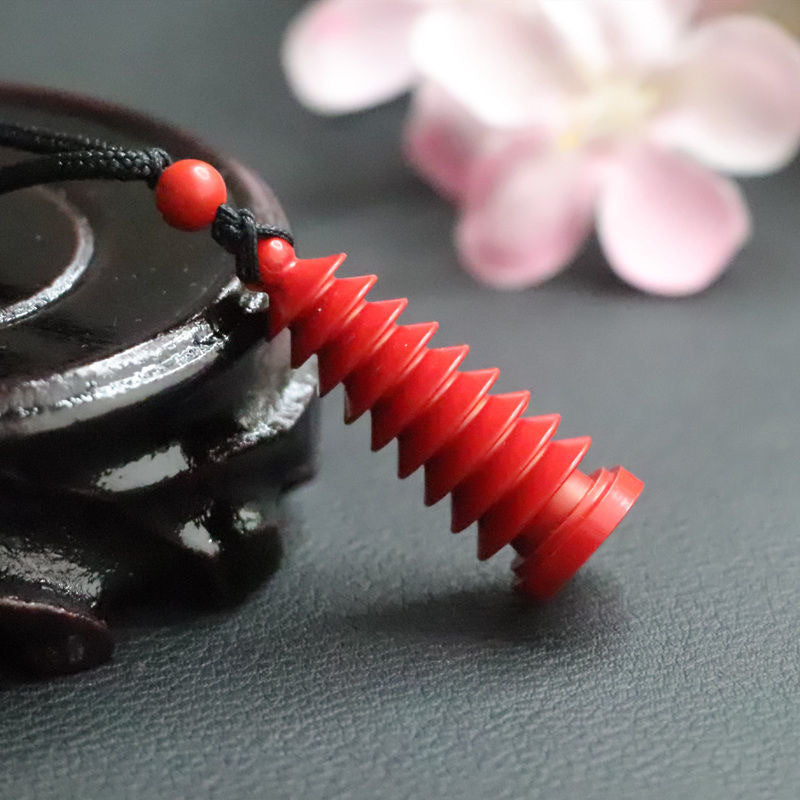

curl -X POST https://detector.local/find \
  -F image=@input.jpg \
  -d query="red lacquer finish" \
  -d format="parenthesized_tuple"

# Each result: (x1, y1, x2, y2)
(255, 237, 644, 600)
(155, 159, 228, 231)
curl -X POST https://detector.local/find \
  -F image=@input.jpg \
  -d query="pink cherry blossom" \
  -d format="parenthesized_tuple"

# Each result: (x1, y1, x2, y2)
(283, 0, 800, 295)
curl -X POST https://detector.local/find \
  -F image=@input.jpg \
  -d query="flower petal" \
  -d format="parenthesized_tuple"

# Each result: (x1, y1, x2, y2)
(411, 6, 576, 129)
(282, 0, 422, 114)
(538, 0, 698, 71)
(403, 84, 490, 202)
(456, 145, 596, 289)
(655, 15, 800, 174)
(597, 145, 750, 295)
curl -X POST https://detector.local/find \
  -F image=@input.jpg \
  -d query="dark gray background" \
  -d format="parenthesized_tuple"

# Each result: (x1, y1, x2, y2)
(1, 2, 799, 798)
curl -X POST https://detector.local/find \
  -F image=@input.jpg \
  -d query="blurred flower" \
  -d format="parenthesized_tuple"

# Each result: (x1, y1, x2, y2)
(283, 1, 800, 295)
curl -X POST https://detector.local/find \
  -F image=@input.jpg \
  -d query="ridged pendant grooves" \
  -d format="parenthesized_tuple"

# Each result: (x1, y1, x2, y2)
(254, 237, 643, 601)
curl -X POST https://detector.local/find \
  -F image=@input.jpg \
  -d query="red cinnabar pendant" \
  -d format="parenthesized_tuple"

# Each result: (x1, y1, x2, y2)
(153, 157, 643, 600)
(0, 115, 644, 677)
(254, 236, 644, 601)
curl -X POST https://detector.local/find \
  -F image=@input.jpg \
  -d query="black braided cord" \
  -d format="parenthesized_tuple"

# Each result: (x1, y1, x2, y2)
(0, 121, 115, 154)
(0, 148, 173, 193)
(0, 121, 293, 283)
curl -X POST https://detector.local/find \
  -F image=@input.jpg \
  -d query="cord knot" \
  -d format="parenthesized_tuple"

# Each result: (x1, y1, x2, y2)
(211, 204, 293, 285)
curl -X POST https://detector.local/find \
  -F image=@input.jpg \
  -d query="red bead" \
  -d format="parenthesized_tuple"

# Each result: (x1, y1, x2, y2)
(257, 236, 296, 277)
(155, 159, 227, 231)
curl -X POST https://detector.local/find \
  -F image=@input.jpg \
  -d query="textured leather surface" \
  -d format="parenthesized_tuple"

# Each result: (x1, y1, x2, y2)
(2, 2, 800, 798)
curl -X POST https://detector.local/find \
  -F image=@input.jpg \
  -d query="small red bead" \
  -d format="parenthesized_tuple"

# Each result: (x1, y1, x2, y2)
(155, 159, 227, 231)
(257, 237, 296, 279)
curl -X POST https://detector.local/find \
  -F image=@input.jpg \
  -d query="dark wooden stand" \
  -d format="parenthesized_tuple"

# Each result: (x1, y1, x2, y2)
(0, 86, 317, 676)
